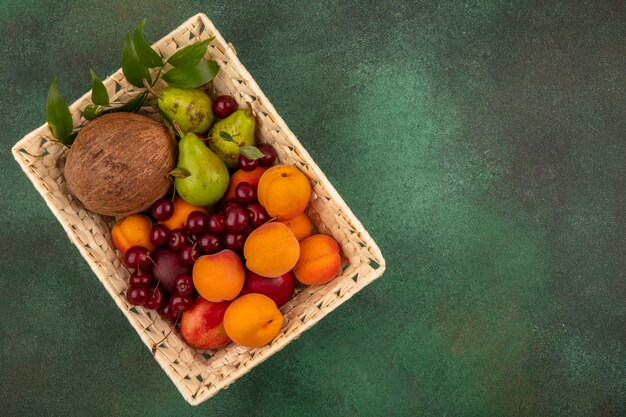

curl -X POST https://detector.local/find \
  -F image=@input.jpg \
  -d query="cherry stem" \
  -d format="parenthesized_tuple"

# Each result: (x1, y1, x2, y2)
(152, 313, 181, 356)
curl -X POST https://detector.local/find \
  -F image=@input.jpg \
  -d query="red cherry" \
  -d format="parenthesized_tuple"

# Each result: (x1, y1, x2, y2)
(169, 294, 195, 313)
(168, 229, 186, 251)
(124, 246, 151, 269)
(180, 244, 200, 265)
(207, 213, 226, 234)
(246, 203, 270, 228)
(225, 206, 248, 232)
(159, 303, 178, 321)
(150, 224, 170, 247)
(144, 287, 165, 310)
(223, 232, 245, 251)
(186, 211, 208, 234)
(235, 182, 257, 203)
(198, 232, 222, 254)
(126, 285, 149, 306)
(257, 144, 277, 167)
(174, 274, 195, 296)
(238, 154, 258, 171)
(212, 95, 237, 119)
(222, 199, 242, 212)
(129, 270, 153, 287)
(151, 197, 174, 221)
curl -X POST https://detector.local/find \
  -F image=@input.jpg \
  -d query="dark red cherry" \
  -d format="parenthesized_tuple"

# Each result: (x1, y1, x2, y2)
(235, 182, 257, 203)
(144, 287, 165, 310)
(257, 144, 277, 167)
(151, 198, 174, 221)
(246, 203, 269, 228)
(198, 232, 222, 254)
(207, 213, 226, 234)
(212, 95, 237, 119)
(186, 211, 208, 234)
(168, 229, 186, 251)
(150, 224, 170, 247)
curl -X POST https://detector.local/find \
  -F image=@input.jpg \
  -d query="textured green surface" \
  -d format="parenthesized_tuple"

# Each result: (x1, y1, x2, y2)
(1, 1, 624, 416)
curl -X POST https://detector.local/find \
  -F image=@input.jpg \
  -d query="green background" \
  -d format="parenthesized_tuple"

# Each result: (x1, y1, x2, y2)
(1, 1, 624, 416)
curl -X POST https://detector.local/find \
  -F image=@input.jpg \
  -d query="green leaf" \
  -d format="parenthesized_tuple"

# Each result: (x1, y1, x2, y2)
(162, 60, 218, 89)
(219, 130, 233, 141)
(166, 37, 214, 67)
(134, 19, 163, 68)
(82, 104, 102, 120)
(45, 77, 73, 144)
(117, 92, 148, 112)
(169, 168, 190, 178)
(122, 31, 151, 88)
(89, 70, 109, 106)
(239, 146, 265, 160)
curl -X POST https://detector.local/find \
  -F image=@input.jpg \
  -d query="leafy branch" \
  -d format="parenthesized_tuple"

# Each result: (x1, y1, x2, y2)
(46, 19, 219, 146)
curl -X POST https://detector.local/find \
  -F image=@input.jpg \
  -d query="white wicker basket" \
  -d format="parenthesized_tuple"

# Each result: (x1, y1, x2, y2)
(11, 13, 385, 405)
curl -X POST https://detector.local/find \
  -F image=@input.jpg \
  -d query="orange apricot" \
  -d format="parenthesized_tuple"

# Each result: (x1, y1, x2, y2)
(293, 234, 341, 285)
(111, 214, 155, 253)
(193, 249, 245, 302)
(159, 196, 207, 231)
(279, 212, 312, 242)
(243, 222, 300, 278)
(223, 293, 283, 347)
(257, 165, 311, 220)
(223, 166, 267, 201)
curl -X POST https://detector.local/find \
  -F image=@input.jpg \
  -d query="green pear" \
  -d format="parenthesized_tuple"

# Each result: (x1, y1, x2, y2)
(158, 87, 214, 134)
(207, 109, 255, 169)
(173, 132, 229, 206)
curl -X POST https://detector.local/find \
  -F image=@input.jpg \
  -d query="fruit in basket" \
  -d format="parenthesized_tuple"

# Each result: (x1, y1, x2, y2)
(152, 248, 192, 293)
(64, 113, 176, 216)
(279, 212, 312, 242)
(243, 222, 300, 278)
(180, 298, 231, 350)
(193, 249, 245, 302)
(246, 203, 269, 228)
(223, 293, 283, 348)
(256, 144, 277, 167)
(150, 197, 174, 221)
(126, 285, 149, 306)
(111, 214, 155, 253)
(173, 132, 229, 206)
(129, 270, 154, 287)
(145, 287, 166, 310)
(157, 87, 214, 133)
(258, 165, 311, 220)
(124, 246, 152, 269)
(149, 224, 170, 247)
(293, 234, 342, 285)
(207, 109, 255, 169)
(241, 270, 295, 308)
(237, 154, 258, 171)
(212, 95, 238, 119)
(159, 196, 207, 231)
(223, 166, 268, 201)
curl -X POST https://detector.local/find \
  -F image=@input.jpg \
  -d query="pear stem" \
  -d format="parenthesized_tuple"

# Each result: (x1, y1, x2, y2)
(142, 78, 159, 98)
(171, 121, 185, 138)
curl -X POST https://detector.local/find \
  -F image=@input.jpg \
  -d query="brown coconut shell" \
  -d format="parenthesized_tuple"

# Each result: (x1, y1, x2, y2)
(64, 112, 176, 216)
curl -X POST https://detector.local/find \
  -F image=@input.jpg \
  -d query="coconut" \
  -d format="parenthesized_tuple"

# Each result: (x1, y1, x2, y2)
(64, 112, 176, 216)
